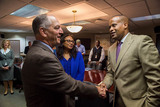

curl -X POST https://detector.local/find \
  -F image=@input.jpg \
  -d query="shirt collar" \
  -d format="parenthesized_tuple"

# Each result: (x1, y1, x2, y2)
(37, 40, 54, 53)
(0, 48, 10, 55)
(95, 46, 100, 49)
(121, 32, 129, 43)
(76, 44, 81, 47)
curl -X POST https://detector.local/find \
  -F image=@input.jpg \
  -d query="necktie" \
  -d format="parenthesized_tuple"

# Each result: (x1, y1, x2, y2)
(116, 42, 122, 62)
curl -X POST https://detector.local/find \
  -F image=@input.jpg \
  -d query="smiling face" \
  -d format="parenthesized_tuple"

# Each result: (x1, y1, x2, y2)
(44, 16, 63, 47)
(109, 16, 128, 41)
(63, 36, 75, 50)
(2, 40, 10, 49)
(4, 41, 9, 49)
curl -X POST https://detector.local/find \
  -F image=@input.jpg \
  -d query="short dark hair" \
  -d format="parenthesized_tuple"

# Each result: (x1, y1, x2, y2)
(32, 14, 52, 35)
(96, 40, 100, 44)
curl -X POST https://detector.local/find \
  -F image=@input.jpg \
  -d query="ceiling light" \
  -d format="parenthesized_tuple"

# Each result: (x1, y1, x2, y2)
(10, 4, 49, 18)
(131, 14, 160, 21)
(66, 10, 83, 33)
(63, 21, 91, 26)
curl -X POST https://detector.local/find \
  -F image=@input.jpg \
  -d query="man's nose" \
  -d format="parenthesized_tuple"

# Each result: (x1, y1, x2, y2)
(109, 27, 113, 32)
(59, 27, 63, 34)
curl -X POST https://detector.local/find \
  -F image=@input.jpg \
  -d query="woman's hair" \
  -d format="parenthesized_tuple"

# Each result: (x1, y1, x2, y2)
(56, 34, 77, 59)
(1, 40, 11, 49)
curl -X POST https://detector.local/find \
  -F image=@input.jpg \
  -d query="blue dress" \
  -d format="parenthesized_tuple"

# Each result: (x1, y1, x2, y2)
(59, 52, 85, 81)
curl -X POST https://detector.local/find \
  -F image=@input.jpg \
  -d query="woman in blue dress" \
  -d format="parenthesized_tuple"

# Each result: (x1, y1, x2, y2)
(56, 34, 85, 81)
(0, 40, 14, 96)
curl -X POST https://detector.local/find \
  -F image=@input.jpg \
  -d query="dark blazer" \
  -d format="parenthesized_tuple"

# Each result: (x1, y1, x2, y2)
(24, 46, 29, 54)
(22, 41, 99, 107)
(103, 33, 160, 107)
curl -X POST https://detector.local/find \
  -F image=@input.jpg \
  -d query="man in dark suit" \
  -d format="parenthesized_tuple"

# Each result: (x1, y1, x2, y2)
(22, 14, 106, 107)
(100, 15, 160, 107)
(24, 41, 32, 54)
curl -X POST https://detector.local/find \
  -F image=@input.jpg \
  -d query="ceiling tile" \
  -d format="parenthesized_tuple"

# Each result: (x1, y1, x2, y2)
(87, 0, 110, 9)
(31, 0, 70, 12)
(18, 0, 34, 3)
(146, 0, 160, 9)
(0, 0, 26, 18)
(146, 0, 160, 14)
(149, 9, 160, 15)
(102, 7, 121, 20)
(48, 3, 108, 24)
(0, 15, 28, 27)
(116, 1, 149, 18)
(104, 0, 143, 7)
(63, 0, 83, 4)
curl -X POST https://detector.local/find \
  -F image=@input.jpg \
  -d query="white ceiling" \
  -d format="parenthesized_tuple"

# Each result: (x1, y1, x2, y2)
(0, 0, 160, 34)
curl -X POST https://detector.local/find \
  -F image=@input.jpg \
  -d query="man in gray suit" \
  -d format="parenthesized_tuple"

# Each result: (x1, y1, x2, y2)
(100, 15, 160, 107)
(22, 14, 106, 107)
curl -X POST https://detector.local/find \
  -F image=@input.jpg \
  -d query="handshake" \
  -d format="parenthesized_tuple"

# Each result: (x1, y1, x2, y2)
(96, 83, 107, 99)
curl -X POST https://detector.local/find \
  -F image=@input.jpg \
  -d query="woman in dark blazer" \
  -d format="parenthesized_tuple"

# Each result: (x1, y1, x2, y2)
(0, 40, 14, 96)
(56, 34, 85, 81)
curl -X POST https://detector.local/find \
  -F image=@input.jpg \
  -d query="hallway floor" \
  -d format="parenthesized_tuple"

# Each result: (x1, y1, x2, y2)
(0, 85, 26, 107)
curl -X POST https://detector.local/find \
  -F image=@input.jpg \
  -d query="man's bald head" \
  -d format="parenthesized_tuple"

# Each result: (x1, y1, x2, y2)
(110, 15, 128, 25)
(109, 15, 129, 41)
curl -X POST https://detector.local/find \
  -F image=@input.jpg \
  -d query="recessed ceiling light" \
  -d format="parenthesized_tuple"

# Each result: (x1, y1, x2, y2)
(10, 4, 49, 18)
(131, 14, 160, 21)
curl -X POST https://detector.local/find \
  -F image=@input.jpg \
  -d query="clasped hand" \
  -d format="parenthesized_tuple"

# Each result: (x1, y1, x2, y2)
(96, 83, 107, 99)
(2, 66, 9, 70)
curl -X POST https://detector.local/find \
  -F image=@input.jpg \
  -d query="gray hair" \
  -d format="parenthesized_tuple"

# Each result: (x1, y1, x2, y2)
(76, 39, 81, 43)
(32, 14, 52, 35)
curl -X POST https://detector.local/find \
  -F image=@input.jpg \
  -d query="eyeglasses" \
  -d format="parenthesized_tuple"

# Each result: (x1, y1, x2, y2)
(65, 40, 75, 43)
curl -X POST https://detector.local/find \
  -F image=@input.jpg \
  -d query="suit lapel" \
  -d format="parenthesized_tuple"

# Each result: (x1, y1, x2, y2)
(110, 42, 117, 70)
(115, 33, 134, 75)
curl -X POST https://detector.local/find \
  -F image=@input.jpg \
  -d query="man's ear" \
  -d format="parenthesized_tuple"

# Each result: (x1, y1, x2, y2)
(124, 23, 128, 29)
(39, 27, 47, 38)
